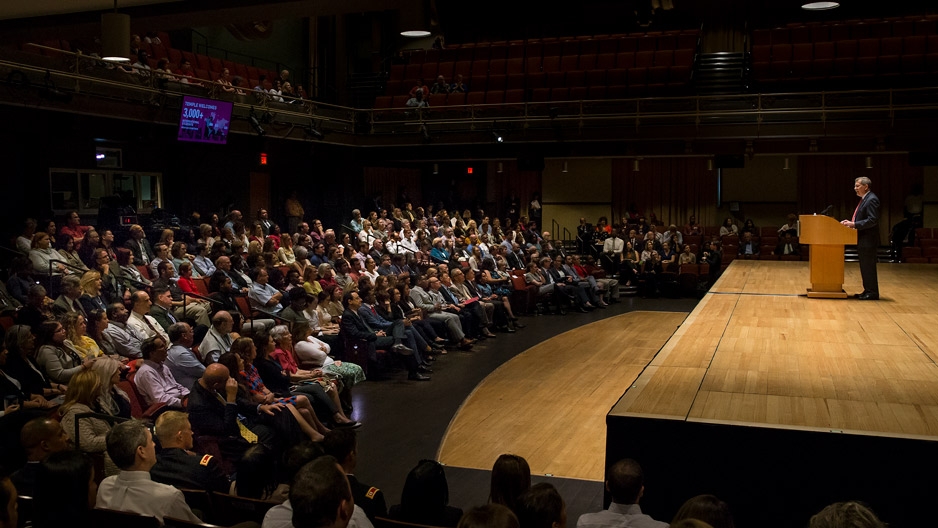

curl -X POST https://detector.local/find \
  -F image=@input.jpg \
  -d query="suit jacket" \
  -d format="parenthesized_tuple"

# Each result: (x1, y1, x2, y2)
(506, 252, 525, 270)
(854, 191, 881, 248)
(348, 474, 388, 522)
(124, 238, 155, 264)
(53, 295, 87, 317)
(340, 309, 378, 342)
(358, 305, 393, 331)
(187, 381, 257, 438)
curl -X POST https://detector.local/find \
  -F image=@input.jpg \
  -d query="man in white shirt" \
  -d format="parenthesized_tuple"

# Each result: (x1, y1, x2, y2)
(126, 291, 170, 342)
(96, 420, 202, 524)
(133, 336, 189, 408)
(602, 227, 625, 276)
(248, 267, 284, 312)
(200, 311, 237, 364)
(262, 455, 372, 528)
(102, 303, 145, 359)
(577, 458, 668, 528)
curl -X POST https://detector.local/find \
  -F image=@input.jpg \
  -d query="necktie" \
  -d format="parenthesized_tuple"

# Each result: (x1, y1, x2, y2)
(141, 314, 161, 337)
(213, 392, 257, 443)
(852, 196, 864, 222)
(167, 309, 176, 324)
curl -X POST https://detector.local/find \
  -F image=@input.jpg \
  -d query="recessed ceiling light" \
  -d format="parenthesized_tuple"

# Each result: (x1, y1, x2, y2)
(401, 30, 431, 37)
(802, 2, 839, 10)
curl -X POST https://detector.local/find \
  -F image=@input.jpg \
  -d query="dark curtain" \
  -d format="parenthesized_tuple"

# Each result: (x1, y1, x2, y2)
(363, 167, 423, 211)
(798, 155, 922, 244)
(612, 158, 719, 228)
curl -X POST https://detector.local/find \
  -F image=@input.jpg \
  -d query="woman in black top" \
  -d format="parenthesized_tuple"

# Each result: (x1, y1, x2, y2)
(2, 325, 65, 401)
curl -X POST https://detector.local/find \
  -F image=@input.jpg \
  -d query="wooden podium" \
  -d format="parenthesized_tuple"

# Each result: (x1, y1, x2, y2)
(799, 214, 858, 298)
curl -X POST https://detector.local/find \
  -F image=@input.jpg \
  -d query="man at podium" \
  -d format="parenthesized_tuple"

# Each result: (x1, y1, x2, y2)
(841, 177, 880, 300)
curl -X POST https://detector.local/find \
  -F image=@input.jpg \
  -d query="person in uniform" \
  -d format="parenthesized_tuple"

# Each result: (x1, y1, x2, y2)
(322, 429, 387, 522)
(150, 411, 230, 492)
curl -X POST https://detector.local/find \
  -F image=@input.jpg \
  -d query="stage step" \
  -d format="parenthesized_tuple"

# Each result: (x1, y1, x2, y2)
(844, 246, 893, 262)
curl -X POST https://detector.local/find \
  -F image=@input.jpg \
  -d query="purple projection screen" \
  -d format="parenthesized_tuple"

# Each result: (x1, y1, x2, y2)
(177, 96, 232, 144)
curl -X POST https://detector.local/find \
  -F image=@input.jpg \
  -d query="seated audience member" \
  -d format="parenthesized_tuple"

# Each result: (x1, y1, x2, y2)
(678, 245, 696, 265)
(577, 458, 667, 528)
(671, 495, 735, 528)
(740, 218, 757, 236)
(263, 455, 372, 528)
(153, 262, 212, 327)
(200, 311, 238, 364)
(249, 266, 285, 313)
(101, 303, 145, 360)
(11, 417, 71, 497)
(15, 218, 36, 254)
(32, 450, 97, 528)
(62, 311, 103, 360)
(78, 269, 109, 315)
(517, 483, 566, 528)
(430, 74, 450, 94)
(719, 217, 738, 237)
(684, 215, 702, 236)
(133, 336, 189, 408)
(738, 232, 757, 258)
(390, 459, 463, 527)
(36, 320, 92, 384)
(450, 74, 468, 93)
(700, 241, 722, 287)
(57, 233, 89, 272)
(150, 410, 230, 493)
(231, 444, 288, 501)
(92, 357, 132, 418)
(459, 504, 520, 528)
(2, 325, 63, 405)
(29, 232, 69, 275)
(58, 369, 117, 476)
(165, 322, 205, 390)
(59, 211, 91, 247)
(127, 291, 170, 342)
(124, 224, 155, 265)
(291, 322, 365, 388)
(778, 213, 799, 236)
(16, 284, 54, 331)
(809, 501, 885, 528)
(406, 88, 429, 108)
(53, 274, 85, 317)
(490, 453, 531, 513)
(149, 243, 173, 279)
(774, 232, 801, 256)
(4, 257, 32, 307)
(96, 420, 202, 524)
(322, 429, 387, 521)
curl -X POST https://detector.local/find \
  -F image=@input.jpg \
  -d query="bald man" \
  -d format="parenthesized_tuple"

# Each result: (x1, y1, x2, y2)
(186, 363, 278, 460)
(11, 418, 70, 496)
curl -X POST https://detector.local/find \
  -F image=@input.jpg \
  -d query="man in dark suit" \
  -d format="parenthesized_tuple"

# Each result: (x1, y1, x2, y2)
(187, 363, 284, 459)
(339, 291, 428, 381)
(842, 176, 880, 300)
(124, 224, 155, 265)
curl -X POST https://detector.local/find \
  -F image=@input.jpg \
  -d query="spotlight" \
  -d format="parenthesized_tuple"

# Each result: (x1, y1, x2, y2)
(865, 156, 873, 169)
(492, 131, 503, 143)
(497, 162, 503, 174)
(561, 161, 568, 173)
(802, 2, 839, 10)
(432, 163, 439, 175)
(248, 109, 266, 136)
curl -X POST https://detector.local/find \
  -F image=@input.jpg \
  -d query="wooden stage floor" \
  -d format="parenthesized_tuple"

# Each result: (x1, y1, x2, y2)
(438, 311, 688, 481)
(610, 260, 938, 438)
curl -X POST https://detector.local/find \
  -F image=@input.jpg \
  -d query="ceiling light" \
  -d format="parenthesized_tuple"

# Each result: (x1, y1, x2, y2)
(432, 163, 438, 174)
(561, 161, 568, 173)
(865, 156, 873, 169)
(492, 131, 503, 143)
(633, 159, 640, 172)
(802, 2, 839, 10)
(706, 159, 714, 171)
(783, 157, 790, 170)
(401, 30, 431, 37)
(497, 162, 503, 174)
(101, 12, 131, 62)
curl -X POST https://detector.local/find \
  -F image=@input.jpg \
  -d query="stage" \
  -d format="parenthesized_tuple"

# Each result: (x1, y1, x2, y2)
(606, 260, 938, 528)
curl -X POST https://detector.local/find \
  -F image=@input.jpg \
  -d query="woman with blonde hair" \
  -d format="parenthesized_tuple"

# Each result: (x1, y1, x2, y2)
(58, 369, 118, 475)
(61, 311, 104, 360)
(302, 265, 323, 297)
(197, 223, 215, 248)
(91, 357, 131, 418)
(77, 270, 107, 315)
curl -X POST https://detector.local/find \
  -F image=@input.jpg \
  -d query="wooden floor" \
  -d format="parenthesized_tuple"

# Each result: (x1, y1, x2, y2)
(612, 260, 938, 439)
(438, 311, 688, 481)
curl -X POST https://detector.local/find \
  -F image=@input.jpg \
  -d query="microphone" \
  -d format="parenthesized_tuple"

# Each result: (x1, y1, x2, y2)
(819, 204, 833, 216)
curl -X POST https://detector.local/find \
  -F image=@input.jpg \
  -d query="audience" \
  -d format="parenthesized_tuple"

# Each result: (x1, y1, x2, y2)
(10, 417, 70, 496)
(490, 453, 531, 514)
(517, 483, 566, 528)
(671, 495, 735, 528)
(809, 501, 885, 528)
(32, 450, 97, 528)
(151, 410, 230, 492)
(322, 429, 386, 521)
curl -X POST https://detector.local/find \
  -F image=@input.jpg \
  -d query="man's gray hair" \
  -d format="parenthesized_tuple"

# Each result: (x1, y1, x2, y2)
(106, 420, 149, 469)
(855, 176, 872, 187)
